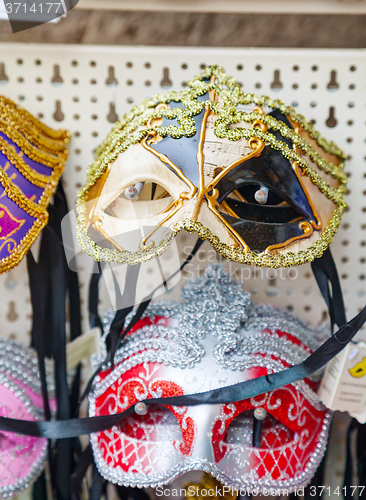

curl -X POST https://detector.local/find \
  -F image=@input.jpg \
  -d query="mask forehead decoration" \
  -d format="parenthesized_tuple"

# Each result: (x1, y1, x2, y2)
(77, 66, 346, 268)
(0, 96, 69, 273)
(89, 265, 331, 493)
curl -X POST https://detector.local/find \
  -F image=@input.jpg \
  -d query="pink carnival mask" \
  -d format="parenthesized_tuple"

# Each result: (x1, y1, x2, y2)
(0, 340, 54, 498)
(89, 265, 331, 494)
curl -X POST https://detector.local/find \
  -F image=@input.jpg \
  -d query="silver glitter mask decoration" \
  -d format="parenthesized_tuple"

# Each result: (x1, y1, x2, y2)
(90, 265, 331, 495)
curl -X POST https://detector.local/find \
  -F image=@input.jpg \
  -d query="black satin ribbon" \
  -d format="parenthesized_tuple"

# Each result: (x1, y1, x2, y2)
(311, 247, 346, 331)
(343, 418, 358, 500)
(47, 224, 70, 500)
(27, 249, 52, 422)
(0, 303, 365, 439)
(76, 238, 204, 415)
(252, 418, 263, 448)
(70, 444, 94, 500)
(106, 263, 141, 364)
(116, 237, 204, 349)
(28, 208, 71, 499)
(50, 182, 84, 500)
(51, 182, 83, 426)
(357, 422, 366, 499)
(56, 182, 82, 344)
(27, 238, 54, 500)
(88, 261, 104, 331)
(343, 419, 366, 500)
(28, 182, 82, 500)
(89, 464, 104, 500)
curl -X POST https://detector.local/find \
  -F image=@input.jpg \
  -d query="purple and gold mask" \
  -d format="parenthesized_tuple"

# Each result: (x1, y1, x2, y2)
(0, 97, 69, 273)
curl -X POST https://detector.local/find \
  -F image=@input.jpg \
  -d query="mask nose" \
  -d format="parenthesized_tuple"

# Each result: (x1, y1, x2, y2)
(188, 405, 221, 461)
(194, 200, 240, 249)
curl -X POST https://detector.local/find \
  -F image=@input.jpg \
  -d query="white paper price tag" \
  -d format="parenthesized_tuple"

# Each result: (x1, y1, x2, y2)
(318, 342, 366, 422)
(66, 327, 101, 371)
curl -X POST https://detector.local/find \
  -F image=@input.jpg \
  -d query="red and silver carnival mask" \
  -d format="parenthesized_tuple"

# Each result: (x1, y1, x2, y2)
(89, 265, 331, 494)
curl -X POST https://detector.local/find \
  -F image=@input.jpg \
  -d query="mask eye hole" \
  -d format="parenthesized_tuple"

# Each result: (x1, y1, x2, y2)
(224, 410, 295, 449)
(218, 183, 306, 224)
(140, 182, 171, 201)
(119, 404, 182, 443)
(229, 184, 286, 206)
(105, 181, 174, 220)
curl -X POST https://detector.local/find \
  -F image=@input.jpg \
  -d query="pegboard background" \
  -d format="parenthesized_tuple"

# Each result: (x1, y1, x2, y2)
(0, 43, 363, 500)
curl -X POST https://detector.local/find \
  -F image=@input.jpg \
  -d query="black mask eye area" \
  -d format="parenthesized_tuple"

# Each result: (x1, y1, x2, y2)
(229, 183, 286, 206)
(217, 182, 307, 225)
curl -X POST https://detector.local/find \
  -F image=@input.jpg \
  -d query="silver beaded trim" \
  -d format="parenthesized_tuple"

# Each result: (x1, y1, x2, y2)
(95, 302, 182, 367)
(94, 324, 205, 388)
(89, 412, 331, 494)
(0, 339, 55, 397)
(244, 303, 330, 351)
(178, 266, 251, 340)
(96, 264, 329, 381)
(0, 372, 48, 499)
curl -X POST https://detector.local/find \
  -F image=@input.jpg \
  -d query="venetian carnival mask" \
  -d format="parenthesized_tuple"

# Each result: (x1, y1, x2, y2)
(0, 96, 69, 273)
(77, 66, 346, 268)
(0, 339, 55, 498)
(89, 265, 331, 494)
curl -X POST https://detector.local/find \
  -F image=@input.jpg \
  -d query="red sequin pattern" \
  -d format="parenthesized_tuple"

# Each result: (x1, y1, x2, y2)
(94, 362, 195, 472)
(212, 373, 327, 480)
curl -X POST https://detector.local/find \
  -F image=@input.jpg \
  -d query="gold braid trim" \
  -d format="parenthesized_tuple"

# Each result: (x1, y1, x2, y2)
(76, 197, 175, 265)
(81, 116, 345, 208)
(0, 104, 69, 153)
(0, 97, 67, 272)
(0, 165, 52, 273)
(0, 120, 67, 168)
(0, 96, 69, 141)
(235, 111, 346, 181)
(86, 105, 345, 200)
(0, 168, 47, 217)
(94, 65, 346, 162)
(1, 137, 54, 187)
(192, 65, 346, 160)
(210, 124, 345, 206)
(76, 199, 344, 268)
